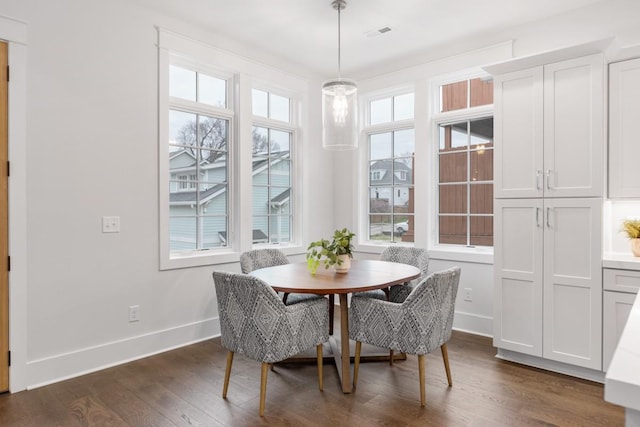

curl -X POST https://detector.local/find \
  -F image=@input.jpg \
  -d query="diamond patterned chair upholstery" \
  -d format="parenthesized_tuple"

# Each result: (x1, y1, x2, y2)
(358, 246, 429, 302)
(240, 248, 334, 333)
(349, 266, 461, 406)
(213, 271, 329, 416)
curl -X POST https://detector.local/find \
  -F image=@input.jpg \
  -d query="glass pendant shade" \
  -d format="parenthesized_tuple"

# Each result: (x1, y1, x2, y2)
(322, 78, 358, 150)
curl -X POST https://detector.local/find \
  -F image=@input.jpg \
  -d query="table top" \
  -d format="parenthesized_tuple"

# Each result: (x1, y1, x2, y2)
(248, 259, 421, 295)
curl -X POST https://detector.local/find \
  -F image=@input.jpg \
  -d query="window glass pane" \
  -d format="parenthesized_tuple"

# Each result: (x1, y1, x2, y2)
(439, 152, 467, 183)
(439, 216, 467, 245)
(439, 123, 467, 152)
(394, 129, 414, 157)
(270, 187, 291, 214)
(269, 93, 290, 122)
(470, 77, 494, 107)
(470, 118, 493, 149)
(252, 217, 269, 243)
(470, 184, 493, 214)
(394, 93, 414, 121)
(252, 89, 268, 117)
(369, 215, 392, 242)
(440, 80, 467, 112)
(269, 215, 291, 243)
(393, 186, 412, 213)
(169, 65, 196, 101)
(370, 132, 392, 160)
(270, 129, 291, 155)
(252, 185, 269, 212)
(202, 215, 227, 248)
(370, 97, 392, 125)
(169, 216, 197, 251)
(470, 216, 493, 246)
(170, 110, 197, 147)
(252, 126, 269, 156)
(198, 115, 228, 152)
(198, 73, 226, 108)
(394, 216, 412, 237)
(393, 159, 413, 185)
(270, 158, 291, 187)
(370, 187, 392, 213)
(439, 184, 467, 214)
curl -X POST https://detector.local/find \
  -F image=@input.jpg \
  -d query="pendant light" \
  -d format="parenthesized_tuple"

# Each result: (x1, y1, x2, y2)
(322, 0, 358, 150)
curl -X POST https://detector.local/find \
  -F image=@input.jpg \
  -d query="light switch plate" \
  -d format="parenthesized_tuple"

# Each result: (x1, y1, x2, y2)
(102, 216, 120, 233)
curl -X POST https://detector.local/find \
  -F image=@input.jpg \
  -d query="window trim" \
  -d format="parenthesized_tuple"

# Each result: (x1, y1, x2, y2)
(430, 72, 495, 253)
(158, 29, 308, 270)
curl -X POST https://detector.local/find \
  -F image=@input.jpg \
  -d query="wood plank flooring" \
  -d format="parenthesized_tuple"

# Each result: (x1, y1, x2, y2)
(0, 329, 624, 426)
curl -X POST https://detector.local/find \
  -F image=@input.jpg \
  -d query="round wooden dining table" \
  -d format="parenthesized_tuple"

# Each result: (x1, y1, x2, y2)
(248, 259, 421, 393)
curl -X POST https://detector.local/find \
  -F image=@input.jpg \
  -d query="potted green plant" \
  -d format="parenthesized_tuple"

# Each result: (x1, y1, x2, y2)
(622, 219, 640, 257)
(306, 228, 355, 274)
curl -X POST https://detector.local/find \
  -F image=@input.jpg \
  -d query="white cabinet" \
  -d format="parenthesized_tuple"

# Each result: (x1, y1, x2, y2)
(494, 198, 602, 369)
(609, 58, 640, 198)
(603, 268, 640, 371)
(494, 54, 604, 199)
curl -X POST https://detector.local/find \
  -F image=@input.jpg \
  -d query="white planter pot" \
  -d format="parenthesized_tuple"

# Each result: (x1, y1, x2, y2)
(334, 254, 351, 273)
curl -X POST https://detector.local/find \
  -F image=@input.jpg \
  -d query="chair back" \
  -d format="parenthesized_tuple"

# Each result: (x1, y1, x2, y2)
(380, 246, 429, 281)
(404, 267, 461, 348)
(213, 271, 286, 361)
(240, 248, 289, 274)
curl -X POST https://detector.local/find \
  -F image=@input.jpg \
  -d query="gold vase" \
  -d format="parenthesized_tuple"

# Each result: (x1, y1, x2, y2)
(632, 239, 640, 257)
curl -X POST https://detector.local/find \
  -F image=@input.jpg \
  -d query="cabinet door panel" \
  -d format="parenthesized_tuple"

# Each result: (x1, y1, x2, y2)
(603, 291, 636, 371)
(543, 198, 602, 369)
(494, 68, 544, 199)
(543, 55, 604, 197)
(609, 58, 640, 198)
(493, 199, 543, 355)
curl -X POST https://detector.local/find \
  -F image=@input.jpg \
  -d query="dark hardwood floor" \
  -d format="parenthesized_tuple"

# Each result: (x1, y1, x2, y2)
(0, 327, 624, 426)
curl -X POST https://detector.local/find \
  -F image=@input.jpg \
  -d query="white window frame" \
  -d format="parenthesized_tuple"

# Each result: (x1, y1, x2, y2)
(158, 29, 307, 270)
(361, 87, 416, 246)
(429, 71, 494, 258)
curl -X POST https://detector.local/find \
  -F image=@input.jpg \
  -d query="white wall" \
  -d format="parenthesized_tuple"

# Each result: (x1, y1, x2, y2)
(3, 0, 640, 391)
(0, 0, 332, 391)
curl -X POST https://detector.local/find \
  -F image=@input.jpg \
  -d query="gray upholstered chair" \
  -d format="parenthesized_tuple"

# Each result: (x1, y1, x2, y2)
(213, 271, 329, 416)
(349, 266, 461, 407)
(240, 248, 334, 334)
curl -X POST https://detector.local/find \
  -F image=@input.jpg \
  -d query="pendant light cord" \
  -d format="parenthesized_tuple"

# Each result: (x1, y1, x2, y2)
(337, 3, 341, 79)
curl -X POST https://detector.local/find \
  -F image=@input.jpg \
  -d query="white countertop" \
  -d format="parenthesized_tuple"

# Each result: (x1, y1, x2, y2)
(605, 292, 640, 412)
(603, 253, 640, 271)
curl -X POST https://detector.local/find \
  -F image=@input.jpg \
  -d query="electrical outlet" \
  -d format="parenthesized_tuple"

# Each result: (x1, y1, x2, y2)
(463, 288, 473, 302)
(102, 216, 120, 233)
(129, 305, 140, 322)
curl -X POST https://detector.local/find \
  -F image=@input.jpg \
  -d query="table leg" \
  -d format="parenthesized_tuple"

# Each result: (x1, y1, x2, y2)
(339, 294, 351, 393)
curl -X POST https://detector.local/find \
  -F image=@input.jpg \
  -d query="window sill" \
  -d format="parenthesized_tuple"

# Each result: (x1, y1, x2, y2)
(356, 242, 493, 265)
(159, 243, 307, 271)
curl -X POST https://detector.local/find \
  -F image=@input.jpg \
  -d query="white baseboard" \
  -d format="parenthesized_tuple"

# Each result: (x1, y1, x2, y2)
(452, 310, 493, 337)
(496, 348, 605, 383)
(26, 317, 221, 389)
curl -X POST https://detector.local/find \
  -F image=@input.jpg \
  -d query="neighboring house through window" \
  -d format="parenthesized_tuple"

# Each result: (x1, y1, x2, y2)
(364, 92, 415, 243)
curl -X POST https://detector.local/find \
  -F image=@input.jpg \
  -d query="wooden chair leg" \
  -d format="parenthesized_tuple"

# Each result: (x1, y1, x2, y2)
(389, 349, 394, 365)
(328, 294, 335, 335)
(222, 351, 233, 398)
(353, 341, 362, 388)
(259, 362, 269, 417)
(418, 354, 426, 407)
(441, 343, 452, 386)
(317, 344, 324, 391)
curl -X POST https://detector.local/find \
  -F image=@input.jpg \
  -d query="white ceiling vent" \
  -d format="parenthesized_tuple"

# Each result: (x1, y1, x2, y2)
(365, 27, 392, 38)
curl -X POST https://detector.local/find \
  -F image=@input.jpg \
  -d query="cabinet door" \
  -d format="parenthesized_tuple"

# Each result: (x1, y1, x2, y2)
(493, 199, 543, 355)
(494, 68, 544, 199)
(603, 291, 636, 371)
(609, 58, 640, 198)
(543, 198, 602, 369)
(543, 55, 604, 198)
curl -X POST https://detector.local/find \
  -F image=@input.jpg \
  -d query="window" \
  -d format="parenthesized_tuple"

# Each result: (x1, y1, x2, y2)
(168, 65, 230, 252)
(435, 77, 494, 247)
(365, 92, 415, 243)
(251, 89, 294, 244)
(159, 31, 307, 269)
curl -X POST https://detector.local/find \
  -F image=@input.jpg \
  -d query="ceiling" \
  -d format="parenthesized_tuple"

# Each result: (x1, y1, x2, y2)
(133, 0, 605, 77)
